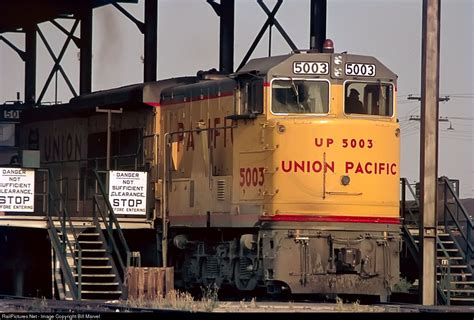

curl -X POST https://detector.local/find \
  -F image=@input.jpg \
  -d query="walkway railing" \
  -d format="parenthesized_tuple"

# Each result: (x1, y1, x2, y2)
(40, 168, 82, 300)
(92, 170, 133, 282)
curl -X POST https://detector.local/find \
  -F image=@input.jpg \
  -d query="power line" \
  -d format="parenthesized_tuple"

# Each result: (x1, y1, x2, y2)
(407, 94, 450, 102)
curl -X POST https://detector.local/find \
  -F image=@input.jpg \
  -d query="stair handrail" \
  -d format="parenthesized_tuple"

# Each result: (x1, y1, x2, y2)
(441, 177, 474, 260)
(436, 238, 452, 305)
(400, 177, 457, 305)
(400, 178, 420, 226)
(43, 168, 83, 300)
(401, 224, 420, 268)
(92, 170, 131, 281)
(92, 194, 128, 282)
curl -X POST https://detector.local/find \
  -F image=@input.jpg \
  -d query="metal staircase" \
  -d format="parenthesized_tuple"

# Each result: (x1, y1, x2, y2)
(401, 177, 474, 305)
(45, 169, 133, 301)
(51, 221, 123, 300)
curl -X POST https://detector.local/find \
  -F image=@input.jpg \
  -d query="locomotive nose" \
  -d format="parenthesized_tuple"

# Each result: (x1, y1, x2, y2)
(265, 118, 400, 219)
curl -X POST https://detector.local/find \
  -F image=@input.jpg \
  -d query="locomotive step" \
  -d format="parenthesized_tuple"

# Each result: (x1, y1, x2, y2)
(75, 249, 106, 252)
(77, 241, 103, 244)
(439, 240, 455, 244)
(436, 272, 472, 276)
(436, 256, 463, 260)
(413, 241, 456, 246)
(74, 273, 116, 277)
(439, 280, 474, 285)
(76, 282, 120, 286)
(406, 229, 450, 236)
(80, 290, 122, 294)
(436, 264, 468, 269)
(436, 280, 474, 289)
(449, 297, 474, 302)
(80, 265, 112, 269)
(442, 288, 474, 293)
(75, 257, 110, 261)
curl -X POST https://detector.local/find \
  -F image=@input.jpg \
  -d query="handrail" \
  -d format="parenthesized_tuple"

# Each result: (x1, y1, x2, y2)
(400, 178, 419, 226)
(92, 170, 131, 281)
(92, 195, 127, 280)
(399, 177, 463, 305)
(42, 168, 83, 300)
(441, 177, 474, 259)
(437, 237, 452, 305)
(401, 224, 420, 268)
(47, 218, 79, 300)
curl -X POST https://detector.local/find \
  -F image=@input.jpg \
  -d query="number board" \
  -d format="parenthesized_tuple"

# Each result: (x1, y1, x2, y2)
(1, 109, 22, 122)
(345, 63, 376, 77)
(293, 62, 329, 75)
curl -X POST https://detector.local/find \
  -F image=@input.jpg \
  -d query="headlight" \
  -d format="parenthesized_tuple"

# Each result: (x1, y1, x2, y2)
(332, 54, 344, 79)
(333, 54, 343, 65)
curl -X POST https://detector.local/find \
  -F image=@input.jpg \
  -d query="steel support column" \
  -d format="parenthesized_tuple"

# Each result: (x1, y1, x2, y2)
(208, 0, 235, 74)
(24, 24, 36, 105)
(219, 0, 234, 74)
(79, 7, 92, 95)
(310, 0, 326, 52)
(237, 0, 283, 71)
(144, 0, 158, 82)
(419, 0, 440, 306)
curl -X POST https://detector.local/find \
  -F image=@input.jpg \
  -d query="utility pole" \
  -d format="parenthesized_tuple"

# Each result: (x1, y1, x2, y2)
(419, 0, 441, 306)
(95, 107, 123, 171)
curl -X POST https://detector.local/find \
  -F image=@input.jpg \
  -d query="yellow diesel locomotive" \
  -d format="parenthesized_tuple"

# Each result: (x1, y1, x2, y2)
(156, 49, 400, 299)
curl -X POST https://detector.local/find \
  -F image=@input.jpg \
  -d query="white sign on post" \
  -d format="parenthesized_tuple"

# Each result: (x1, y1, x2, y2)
(108, 171, 147, 215)
(0, 168, 35, 212)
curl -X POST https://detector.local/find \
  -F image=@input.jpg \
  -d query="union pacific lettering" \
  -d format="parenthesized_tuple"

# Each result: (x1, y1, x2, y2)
(281, 160, 397, 175)
(282, 160, 335, 173)
(176, 117, 236, 151)
(346, 161, 397, 175)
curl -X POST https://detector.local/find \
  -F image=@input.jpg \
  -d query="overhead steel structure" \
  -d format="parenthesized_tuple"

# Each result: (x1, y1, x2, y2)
(0, 0, 327, 107)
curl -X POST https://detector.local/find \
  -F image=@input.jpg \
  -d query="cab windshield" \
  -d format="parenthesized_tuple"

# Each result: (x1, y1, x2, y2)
(272, 79, 329, 114)
(345, 82, 394, 116)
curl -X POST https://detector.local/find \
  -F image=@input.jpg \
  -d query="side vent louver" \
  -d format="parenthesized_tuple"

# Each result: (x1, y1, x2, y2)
(217, 180, 226, 201)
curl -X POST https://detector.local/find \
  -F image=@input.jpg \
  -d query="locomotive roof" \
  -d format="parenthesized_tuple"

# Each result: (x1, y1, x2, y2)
(237, 52, 397, 82)
(21, 77, 196, 122)
(237, 54, 291, 75)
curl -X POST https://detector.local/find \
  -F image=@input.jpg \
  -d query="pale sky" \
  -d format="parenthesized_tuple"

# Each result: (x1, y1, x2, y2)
(1, 0, 473, 197)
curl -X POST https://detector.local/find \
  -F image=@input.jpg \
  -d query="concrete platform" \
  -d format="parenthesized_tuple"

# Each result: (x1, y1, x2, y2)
(0, 215, 154, 229)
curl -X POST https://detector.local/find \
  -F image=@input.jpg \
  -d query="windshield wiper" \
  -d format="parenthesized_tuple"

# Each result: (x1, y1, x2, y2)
(289, 77, 300, 106)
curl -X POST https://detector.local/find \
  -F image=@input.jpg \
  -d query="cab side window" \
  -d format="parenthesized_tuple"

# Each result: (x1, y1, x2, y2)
(242, 79, 263, 114)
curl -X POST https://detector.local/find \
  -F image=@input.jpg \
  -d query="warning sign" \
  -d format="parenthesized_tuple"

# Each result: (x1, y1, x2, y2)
(0, 167, 35, 212)
(108, 171, 147, 215)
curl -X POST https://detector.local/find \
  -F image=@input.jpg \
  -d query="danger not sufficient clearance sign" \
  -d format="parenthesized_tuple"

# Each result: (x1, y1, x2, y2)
(108, 171, 147, 215)
(0, 168, 35, 212)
